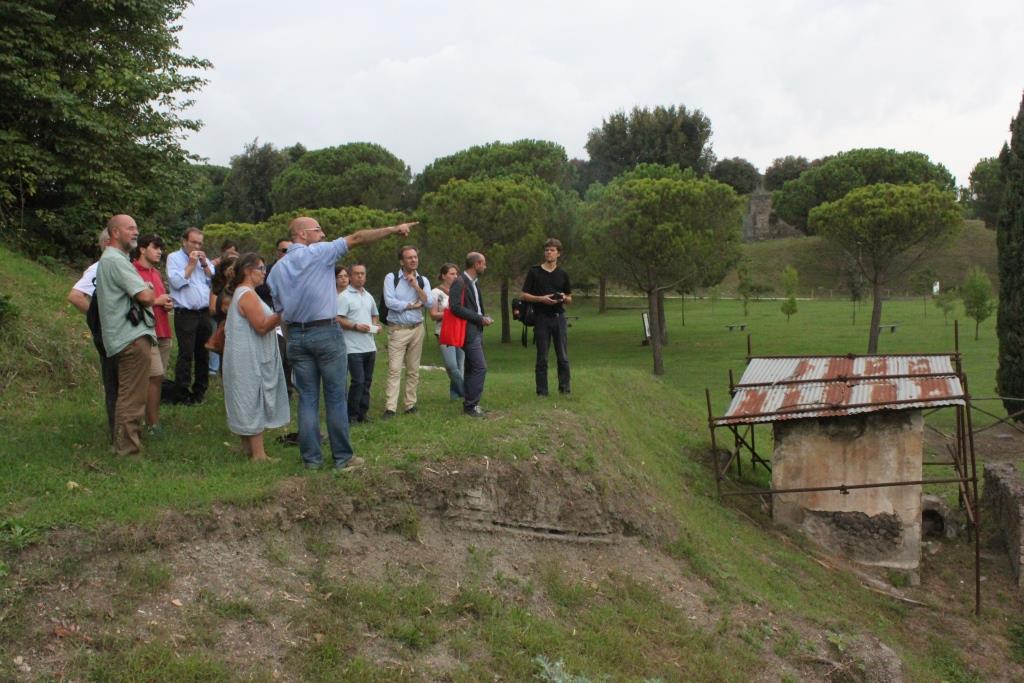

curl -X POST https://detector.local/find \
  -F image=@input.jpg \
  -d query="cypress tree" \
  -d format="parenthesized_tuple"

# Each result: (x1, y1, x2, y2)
(996, 92, 1024, 417)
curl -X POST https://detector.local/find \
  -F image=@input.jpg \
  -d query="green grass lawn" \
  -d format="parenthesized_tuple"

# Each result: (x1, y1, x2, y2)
(0, 244, 1012, 681)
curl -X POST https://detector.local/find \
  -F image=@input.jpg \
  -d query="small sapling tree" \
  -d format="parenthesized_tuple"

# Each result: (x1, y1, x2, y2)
(935, 288, 957, 325)
(961, 267, 995, 340)
(780, 265, 799, 322)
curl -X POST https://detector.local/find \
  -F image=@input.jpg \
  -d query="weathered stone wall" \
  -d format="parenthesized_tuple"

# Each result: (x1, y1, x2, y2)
(772, 411, 924, 571)
(743, 191, 801, 241)
(983, 462, 1024, 587)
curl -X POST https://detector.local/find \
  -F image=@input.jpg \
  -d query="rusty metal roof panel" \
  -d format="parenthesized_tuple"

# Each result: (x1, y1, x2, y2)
(738, 355, 957, 385)
(716, 355, 964, 426)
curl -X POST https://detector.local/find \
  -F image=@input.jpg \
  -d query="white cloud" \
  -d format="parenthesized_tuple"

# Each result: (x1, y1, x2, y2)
(177, 0, 1024, 184)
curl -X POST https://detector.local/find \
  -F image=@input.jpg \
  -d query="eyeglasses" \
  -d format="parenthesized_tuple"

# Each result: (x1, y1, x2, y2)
(254, 265, 266, 272)
(304, 226, 324, 234)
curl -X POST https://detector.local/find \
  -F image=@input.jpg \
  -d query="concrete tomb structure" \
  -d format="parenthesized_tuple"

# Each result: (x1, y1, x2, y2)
(714, 354, 965, 573)
(772, 410, 923, 571)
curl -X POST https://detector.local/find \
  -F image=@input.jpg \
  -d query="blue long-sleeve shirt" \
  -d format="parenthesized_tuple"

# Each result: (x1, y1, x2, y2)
(267, 237, 350, 323)
(166, 249, 214, 311)
(383, 270, 434, 326)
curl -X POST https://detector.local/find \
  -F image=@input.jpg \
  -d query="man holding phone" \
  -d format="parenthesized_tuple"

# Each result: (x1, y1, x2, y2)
(519, 238, 573, 396)
(166, 227, 215, 404)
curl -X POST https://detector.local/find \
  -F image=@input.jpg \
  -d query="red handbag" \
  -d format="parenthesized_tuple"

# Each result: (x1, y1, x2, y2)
(438, 281, 467, 348)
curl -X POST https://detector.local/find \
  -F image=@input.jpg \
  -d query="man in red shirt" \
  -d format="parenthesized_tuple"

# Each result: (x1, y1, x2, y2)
(133, 234, 174, 435)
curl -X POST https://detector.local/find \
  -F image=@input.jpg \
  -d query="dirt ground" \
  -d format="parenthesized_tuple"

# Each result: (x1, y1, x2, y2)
(4, 446, 1024, 681)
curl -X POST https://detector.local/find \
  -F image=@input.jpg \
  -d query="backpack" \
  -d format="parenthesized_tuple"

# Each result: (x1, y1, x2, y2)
(510, 298, 535, 348)
(511, 298, 535, 327)
(85, 278, 106, 356)
(379, 270, 425, 326)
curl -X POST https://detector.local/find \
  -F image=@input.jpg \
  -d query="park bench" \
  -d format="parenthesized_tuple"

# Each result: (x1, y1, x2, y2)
(726, 322, 747, 332)
(877, 323, 899, 334)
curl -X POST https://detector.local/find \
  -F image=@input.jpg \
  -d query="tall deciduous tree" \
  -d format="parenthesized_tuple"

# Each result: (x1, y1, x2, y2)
(967, 155, 1005, 228)
(711, 157, 760, 195)
(764, 156, 810, 191)
(271, 143, 411, 213)
(420, 176, 566, 343)
(775, 148, 955, 234)
(0, 0, 210, 258)
(591, 173, 741, 374)
(810, 183, 961, 353)
(997, 93, 1024, 418)
(221, 140, 295, 223)
(584, 105, 715, 185)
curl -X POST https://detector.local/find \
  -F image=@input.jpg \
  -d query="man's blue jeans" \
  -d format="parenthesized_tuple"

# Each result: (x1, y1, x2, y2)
(287, 323, 353, 468)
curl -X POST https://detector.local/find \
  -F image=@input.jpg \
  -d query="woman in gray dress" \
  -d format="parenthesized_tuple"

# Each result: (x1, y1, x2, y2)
(223, 253, 289, 460)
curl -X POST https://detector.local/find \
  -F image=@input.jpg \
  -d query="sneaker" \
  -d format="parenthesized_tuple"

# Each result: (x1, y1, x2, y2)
(335, 456, 365, 471)
(382, 410, 396, 419)
(403, 405, 418, 415)
(464, 406, 486, 418)
(275, 432, 300, 446)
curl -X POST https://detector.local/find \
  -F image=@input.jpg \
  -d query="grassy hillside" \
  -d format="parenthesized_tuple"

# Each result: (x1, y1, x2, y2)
(0, 245, 1019, 681)
(719, 219, 997, 297)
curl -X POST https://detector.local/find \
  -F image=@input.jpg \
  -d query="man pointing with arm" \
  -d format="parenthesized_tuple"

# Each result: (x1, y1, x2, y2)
(268, 216, 416, 470)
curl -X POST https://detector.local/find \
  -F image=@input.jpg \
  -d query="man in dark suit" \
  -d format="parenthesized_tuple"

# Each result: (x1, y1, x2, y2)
(449, 252, 493, 417)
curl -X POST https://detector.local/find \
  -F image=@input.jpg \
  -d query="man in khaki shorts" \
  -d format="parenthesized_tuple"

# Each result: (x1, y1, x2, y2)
(133, 234, 174, 436)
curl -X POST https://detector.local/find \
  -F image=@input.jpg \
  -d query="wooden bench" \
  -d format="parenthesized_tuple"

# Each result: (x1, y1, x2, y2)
(726, 322, 747, 332)
(877, 323, 899, 334)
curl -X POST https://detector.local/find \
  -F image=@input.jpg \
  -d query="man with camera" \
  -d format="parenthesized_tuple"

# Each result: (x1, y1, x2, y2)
(519, 238, 573, 396)
(167, 227, 215, 404)
(96, 215, 170, 455)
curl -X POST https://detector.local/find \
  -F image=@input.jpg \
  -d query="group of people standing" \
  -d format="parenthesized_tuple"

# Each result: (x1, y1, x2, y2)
(69, 214, 574, 469)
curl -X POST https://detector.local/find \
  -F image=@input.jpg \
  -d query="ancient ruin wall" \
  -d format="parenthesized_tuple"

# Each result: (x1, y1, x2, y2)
(742, 191, 801, 241)
(983, 462, 1024, 588)
(772, 411, 924, 571)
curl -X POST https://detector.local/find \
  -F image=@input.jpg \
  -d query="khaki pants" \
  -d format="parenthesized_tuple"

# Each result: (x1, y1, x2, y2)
(384, 324, 425, 412)
(114, 336, 153, 455)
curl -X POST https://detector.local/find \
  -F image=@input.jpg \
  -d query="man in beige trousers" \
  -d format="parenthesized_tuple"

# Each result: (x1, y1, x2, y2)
(381, 246, 433, 417)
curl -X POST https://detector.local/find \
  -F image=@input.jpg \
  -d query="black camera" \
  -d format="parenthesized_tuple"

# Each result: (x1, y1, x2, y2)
(550, 292, 564, 301)
(126, 301, 154, 327)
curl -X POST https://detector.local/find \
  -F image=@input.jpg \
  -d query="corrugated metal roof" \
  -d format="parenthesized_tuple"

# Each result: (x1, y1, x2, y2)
(715, 354, 964, 426)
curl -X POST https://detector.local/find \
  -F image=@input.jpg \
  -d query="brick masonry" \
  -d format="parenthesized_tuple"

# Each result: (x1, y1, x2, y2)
(983, 462, 1024, 587)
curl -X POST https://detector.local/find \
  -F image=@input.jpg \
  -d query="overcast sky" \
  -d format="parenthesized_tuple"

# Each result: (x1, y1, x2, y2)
(177, 0, 1024, 186)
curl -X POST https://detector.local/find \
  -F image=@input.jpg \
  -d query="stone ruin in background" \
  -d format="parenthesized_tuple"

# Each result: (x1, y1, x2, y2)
(743, 189, 801, 241)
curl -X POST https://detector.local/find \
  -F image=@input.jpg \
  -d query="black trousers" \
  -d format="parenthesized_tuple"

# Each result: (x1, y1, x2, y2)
(278, 334, 294, 397)
(172, 308, 212, 400)
(93, 337, 118, 442)
(346, 351, 376, 421)
(534, 313, 570, 394)
(462, 332, 487, 411)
